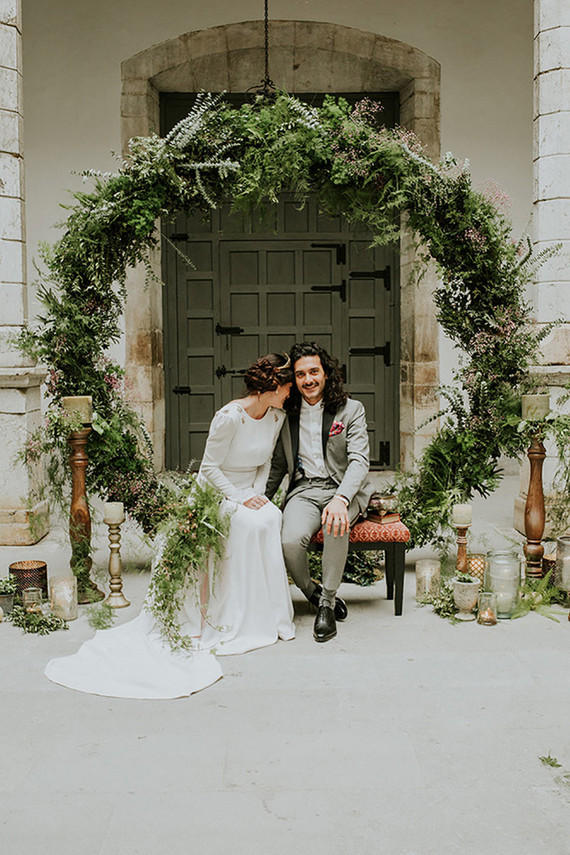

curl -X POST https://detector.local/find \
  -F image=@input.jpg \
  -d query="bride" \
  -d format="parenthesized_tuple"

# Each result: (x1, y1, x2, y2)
(45, 353, 295, 699)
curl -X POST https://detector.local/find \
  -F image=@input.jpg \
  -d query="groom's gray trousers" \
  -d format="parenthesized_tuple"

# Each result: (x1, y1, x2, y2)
(281, 477, 361, 602)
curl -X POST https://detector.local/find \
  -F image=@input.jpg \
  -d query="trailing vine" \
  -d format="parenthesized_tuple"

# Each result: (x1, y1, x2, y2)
(145, 477, 230, 651)
(17, 91, 569, 551)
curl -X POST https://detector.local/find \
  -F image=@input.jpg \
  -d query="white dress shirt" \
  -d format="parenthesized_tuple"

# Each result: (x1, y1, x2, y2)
(298, 399, 328, 479)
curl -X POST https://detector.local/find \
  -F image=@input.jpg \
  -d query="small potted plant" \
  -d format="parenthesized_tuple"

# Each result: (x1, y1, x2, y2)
(0, 575, 18, 615)
(452, 572, 480, 621)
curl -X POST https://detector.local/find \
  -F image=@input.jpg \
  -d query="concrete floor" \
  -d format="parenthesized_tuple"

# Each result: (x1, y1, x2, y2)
(2, 474, 569, 854)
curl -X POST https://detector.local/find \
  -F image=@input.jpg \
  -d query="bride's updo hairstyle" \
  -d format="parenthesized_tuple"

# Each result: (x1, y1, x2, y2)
(243, 353, 293, 394)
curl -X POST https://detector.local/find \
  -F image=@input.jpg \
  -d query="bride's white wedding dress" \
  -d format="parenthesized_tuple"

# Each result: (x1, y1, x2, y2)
(45, 401, 295, 699)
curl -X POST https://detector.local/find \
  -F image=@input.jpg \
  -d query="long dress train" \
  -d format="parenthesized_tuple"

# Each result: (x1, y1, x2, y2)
(44, 402, 295, 699)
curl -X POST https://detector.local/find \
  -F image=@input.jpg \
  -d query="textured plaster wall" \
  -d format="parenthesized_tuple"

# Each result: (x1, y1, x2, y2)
(22, 0, 533, 388)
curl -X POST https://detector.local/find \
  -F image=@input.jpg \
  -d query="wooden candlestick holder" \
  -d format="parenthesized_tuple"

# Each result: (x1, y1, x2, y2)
(523, 433, 546, 579)
(68, 427, 104, 603)
(455, 524, 471, 575)
(105, 521, 130, 608)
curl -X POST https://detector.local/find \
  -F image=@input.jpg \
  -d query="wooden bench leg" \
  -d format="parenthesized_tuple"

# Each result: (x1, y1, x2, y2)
(394, 543, 405, 616)
(384, 544, 394, 601)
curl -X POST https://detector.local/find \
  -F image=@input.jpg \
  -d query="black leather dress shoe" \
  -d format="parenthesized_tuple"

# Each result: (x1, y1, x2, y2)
(309, 585, 348, 622)
(313, 605, 337, 643)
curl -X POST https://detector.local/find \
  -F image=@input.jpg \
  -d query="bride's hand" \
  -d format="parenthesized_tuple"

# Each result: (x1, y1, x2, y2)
(243, 495, 269, 510)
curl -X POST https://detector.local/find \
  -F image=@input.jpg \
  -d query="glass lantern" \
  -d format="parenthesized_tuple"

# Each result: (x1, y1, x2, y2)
(415, 559, 441, 599)
(49, 576, 78, 621)
(486, 550, 520, 619)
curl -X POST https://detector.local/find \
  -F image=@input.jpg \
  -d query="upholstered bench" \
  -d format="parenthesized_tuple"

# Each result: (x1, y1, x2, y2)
(309, 518, 411, 615)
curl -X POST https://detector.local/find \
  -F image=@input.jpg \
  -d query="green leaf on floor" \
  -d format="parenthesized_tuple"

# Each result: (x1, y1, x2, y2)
(87, 602, 116, 630)
(539, 754, 562, 768)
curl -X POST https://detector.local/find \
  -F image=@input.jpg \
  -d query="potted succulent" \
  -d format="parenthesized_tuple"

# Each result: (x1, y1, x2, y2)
(452, 572, 480, 621)
(0, 575, 18, 615)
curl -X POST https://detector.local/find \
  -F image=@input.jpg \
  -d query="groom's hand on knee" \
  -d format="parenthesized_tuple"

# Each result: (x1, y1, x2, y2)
(321, 497, 350, 537)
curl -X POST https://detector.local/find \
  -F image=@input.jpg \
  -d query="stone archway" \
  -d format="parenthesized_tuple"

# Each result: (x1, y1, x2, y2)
(120, 20, 441, 471)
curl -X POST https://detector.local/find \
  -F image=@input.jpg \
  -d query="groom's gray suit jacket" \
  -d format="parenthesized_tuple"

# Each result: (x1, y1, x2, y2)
(265, 398, 374, 515)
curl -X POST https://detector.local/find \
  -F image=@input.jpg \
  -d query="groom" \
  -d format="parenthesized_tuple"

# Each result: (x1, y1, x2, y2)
(265, 342, 373, 643)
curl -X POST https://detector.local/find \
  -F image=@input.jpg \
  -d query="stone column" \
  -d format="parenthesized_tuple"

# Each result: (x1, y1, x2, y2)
(399, 75, 441, 469)
(514, 0, 570, 534)
(0, 0, 48, 544)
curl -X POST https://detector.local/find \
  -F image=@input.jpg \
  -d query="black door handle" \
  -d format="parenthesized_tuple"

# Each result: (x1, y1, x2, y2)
(215, 323, 244, 336)
(215, 366, 247, 379)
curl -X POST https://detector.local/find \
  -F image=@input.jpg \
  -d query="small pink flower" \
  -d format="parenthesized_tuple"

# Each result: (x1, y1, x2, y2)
(464, 227, 487, 250)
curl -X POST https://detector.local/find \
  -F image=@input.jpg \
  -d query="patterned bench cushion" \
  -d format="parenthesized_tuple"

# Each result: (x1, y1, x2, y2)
(310, 518, 411, 545)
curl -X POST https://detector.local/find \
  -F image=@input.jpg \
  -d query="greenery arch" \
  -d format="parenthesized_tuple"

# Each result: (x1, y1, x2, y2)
(19, 92, 566, 550)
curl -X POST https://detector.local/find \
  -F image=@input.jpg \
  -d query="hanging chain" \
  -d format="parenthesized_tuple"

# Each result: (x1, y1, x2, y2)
(264, 0, 269, 86)
(248, 0, 276, 97)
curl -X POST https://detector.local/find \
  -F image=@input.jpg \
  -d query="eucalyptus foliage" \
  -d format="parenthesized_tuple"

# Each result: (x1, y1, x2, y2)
(18, 92, 569, 548)
(0, 575, 18, 595)
(419, 581, 459, 623)
(308, 549, 383, 587)
(511, 571, 568, 622)
(8, 605, 69, 635)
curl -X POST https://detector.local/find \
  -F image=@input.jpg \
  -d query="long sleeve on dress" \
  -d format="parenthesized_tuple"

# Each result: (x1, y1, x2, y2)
(198, 408, 257, 503)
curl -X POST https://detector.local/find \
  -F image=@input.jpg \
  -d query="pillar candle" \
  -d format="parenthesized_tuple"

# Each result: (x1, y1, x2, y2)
(103, 502, 125, 525)
(62, 395, 93, 424)
(451, 503, 472, 526)
(521, 394, 550, 420)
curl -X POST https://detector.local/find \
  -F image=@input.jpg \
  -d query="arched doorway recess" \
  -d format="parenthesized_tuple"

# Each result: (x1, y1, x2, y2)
(120, 20, 441, 471)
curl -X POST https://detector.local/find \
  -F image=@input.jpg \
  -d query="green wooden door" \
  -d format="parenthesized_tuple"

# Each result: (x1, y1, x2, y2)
(218, 239, 343, 400)
(161, 93, 399, 470)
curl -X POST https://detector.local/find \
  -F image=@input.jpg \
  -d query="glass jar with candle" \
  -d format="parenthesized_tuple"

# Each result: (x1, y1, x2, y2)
(477, 592, 498, 625)
(22, 587, 43, 613)
(486, 550, 520, 619)
(555, 536, 570, 593)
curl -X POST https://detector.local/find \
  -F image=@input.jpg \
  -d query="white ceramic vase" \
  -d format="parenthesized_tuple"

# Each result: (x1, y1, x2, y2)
(452, 577, 480, 621)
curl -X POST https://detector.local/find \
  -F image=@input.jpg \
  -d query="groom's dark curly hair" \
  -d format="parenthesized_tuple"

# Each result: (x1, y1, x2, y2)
(285, 342, 348, 415)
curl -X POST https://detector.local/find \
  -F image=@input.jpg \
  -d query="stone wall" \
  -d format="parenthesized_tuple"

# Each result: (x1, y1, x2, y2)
(0, 0, 47, 544)
(514, 0, 570, 535)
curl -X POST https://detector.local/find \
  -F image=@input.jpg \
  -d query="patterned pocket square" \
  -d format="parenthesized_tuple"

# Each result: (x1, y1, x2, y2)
(329, 420, 345, 437)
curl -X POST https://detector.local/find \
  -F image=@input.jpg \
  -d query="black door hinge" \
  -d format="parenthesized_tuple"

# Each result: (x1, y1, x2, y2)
(172, 385, 192, 395)
(310, 280, 346, 302)
(349, 342, 391, 367)
(349, 265, 391, 291)
(379, 441, 391, 466)
(215, 323, 244, 336)
(169, 232, 189, 242)
(310, 242, 346, 265)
